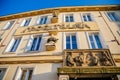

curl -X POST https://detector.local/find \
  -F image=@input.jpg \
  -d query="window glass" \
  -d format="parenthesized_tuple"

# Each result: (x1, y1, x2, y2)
(107, 12, 120, 21)
(66, 34, 77, 49)
(65, 14, 74, 22)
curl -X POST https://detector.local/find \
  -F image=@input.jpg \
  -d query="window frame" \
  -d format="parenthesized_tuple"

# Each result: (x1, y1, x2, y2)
(106, 12, 120, 22)
(64, 14, 74, 22)
(25, 35, 43, 52)
(86, 32, 106, 49)
(2, 21, 15, 30)
(81, 13, 93, 22)
(0, 68, 7, 80)
(36, 16, 49, 25)
(63, 32, 79, 50)
(20, 18, 31, 27)
(5, 37, 22, 53)
(14, 66, 34, 80)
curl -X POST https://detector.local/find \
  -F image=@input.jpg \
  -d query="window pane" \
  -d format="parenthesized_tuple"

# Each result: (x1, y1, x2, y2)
(65, 16, 69, 22)
(66, 36, 71, 49)
(0, 68, 6, 80)
(83, 15, 87, 21)
(28, 70, 33, 80)
(21, 69, 27, 80)
(70, 16, 74, 22)
(87, 15, 92, 21)
(10, 38, 21, 52)
(30, 36, 42, 51)
(24, 19, 31, 26)
(108, 12, 120, 21)
(43, 16, 47, 24)
(40, 18, 43, 24)
(89, 35, 96, 49)
(36, 36, 42, 51)
(30, 37, 37, 51)
(7, 21, 15, 29)
(71, 35, 77, 49)
(94, 35, 102, 48)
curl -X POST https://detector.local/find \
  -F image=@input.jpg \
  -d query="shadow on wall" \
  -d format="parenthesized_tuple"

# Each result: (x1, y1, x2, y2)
(32, 63, 61, 80)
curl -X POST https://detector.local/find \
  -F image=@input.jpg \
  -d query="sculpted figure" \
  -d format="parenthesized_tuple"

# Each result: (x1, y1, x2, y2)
(95, 52, 112, 66)
(66, 52, 74, 66)
(86, 52, 98, 66)
(46, 35, 58, 46)
(73, 52, 84, 66)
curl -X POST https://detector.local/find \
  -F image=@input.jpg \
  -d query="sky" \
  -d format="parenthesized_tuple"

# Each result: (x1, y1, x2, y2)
(0, 0, 120, 16)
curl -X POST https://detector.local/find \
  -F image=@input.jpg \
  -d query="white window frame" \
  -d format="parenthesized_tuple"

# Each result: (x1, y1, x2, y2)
(20, 18, 31, 27)
(86, 32, 106, 49)
(5, 37, 22, 53)
(36, 15, 51, 25)
(106, 11, 120, 22)
(2, 21, 15, 30)
(81, 13, 93, 22)
(63, 32, 79, 50)
(64, 14, 74, 22)
(25, 35, 43, 52)
(14, 67, 34, 80)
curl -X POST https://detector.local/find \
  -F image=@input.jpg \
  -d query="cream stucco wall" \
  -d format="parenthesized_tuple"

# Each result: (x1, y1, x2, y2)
(0, 9, 120, 80)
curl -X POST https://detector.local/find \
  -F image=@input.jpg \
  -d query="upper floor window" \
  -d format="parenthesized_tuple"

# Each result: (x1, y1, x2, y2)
(37, 16, 48, 25)
(0, 68, 7, 80)
(5, 37, 21, 52)
(107, 12, 120, 22)
(87, 33, 103, 49)
(65, 14, 74, 22)
(14, 67, 33, 80)
(26, 35, 42, 52)
(82, 13, 93, 21)
(65, 34, 77, 49)
(3, 21, 15, 29)
(21, 18, 31, 27)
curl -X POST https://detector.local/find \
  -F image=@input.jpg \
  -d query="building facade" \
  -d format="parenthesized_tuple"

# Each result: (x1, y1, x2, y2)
(0, 5, 120, 80)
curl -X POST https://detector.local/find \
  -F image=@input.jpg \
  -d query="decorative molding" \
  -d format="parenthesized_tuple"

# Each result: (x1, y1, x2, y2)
(57, 66, 120, 74)
(0, 55, 62, 64)
(14, 22, 98, 36)
(0, 5, 120, 21)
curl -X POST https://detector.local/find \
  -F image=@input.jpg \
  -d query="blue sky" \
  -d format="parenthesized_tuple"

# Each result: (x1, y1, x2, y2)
(0, 0, 120, 16)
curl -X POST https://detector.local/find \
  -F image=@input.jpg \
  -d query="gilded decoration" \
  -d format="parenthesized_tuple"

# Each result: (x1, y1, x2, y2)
(14, 22, 98, 36)
(63, 49, 115, 67)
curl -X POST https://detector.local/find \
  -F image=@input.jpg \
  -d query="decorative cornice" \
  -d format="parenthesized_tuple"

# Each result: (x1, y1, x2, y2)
(0, 55, 62, 64)
(0, 5, 120, 21)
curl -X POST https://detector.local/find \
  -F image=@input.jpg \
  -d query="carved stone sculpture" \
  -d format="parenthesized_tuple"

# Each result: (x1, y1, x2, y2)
(85, 52, 98, 66)
(73, 52, 84, 66)
(66, 52, 74, 66)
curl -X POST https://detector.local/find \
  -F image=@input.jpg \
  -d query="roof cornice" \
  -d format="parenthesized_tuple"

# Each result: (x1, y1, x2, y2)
(0, 5, 120, 21)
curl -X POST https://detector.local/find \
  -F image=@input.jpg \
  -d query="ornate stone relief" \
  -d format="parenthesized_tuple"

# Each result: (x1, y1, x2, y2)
(64, 50, 114, 67)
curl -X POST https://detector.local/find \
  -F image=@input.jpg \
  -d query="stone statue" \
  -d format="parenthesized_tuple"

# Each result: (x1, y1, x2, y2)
(52, 9, 59, 17)
(46, 35, 58, 46)
(73, 52, 84, 66)
(66, 52, 74, 66)
(86, 52, 98, 66)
